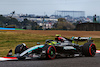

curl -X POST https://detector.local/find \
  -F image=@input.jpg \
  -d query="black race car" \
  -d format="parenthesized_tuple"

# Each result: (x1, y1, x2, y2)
(6, 37, 96, 60)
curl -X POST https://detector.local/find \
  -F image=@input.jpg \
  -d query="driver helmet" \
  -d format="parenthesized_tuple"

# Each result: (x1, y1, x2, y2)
(22, 43, 26, 46)
(56, 34, 61, 37)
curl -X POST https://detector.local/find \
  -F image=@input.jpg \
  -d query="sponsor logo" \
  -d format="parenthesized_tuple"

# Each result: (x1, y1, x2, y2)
(63, 46, 74, 50)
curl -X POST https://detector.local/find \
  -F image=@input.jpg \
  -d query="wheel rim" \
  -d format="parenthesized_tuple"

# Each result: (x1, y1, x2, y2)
(89, 44, 96, 56)
(47, 46, 56, 59)
(49, 47, 55, 58)
(91, 45, 96, 55)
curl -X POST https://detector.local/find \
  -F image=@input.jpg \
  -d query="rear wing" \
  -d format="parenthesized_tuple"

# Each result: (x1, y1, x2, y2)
(71, 37, 93, 42)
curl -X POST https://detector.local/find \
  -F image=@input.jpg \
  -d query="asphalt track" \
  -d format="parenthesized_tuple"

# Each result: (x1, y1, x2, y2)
(0, 54, 100, 67)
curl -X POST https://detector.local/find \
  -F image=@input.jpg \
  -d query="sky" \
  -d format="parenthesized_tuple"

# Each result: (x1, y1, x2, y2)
(0, 0, 100, 16)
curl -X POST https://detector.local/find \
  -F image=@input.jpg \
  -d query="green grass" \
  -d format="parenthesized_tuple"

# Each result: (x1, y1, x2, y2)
(0, 32, 54, 57)
(0, 31, 100, 57)
(93, 38, 100, 49)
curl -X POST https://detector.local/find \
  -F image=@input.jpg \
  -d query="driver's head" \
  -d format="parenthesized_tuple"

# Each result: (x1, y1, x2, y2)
(22, 43, 26, 46)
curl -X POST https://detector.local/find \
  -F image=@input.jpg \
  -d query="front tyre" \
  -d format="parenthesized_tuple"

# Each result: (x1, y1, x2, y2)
(83, 42, 96, 57)
(47, 46, 56, 59)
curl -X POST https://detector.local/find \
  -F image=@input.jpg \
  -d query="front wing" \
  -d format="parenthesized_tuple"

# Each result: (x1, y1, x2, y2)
(0, 50, 100, 61)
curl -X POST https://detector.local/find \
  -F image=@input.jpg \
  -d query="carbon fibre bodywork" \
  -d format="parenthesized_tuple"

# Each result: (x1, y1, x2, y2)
(7, 37, 96, 60)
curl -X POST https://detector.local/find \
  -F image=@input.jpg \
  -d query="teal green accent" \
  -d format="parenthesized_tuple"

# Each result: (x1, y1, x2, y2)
(89, 37, 92, 40)
(74, 48, 76, 50)
(28, 45, 44, 52)
(71, 37, 74, 40)
(57, 43, 60, 44)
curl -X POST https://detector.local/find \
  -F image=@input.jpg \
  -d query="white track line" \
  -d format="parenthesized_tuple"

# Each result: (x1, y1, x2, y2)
(96, 50, 100, 53)
(0, 50, 100, 61)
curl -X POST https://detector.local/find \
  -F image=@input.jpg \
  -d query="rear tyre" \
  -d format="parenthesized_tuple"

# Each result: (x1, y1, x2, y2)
(83, 42, 96, 57)
(47, 46, 56, 59)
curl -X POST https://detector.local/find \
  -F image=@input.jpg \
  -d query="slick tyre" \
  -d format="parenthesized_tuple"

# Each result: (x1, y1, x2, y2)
(83, 42, 96, 57)
(47, 46, 56, 59)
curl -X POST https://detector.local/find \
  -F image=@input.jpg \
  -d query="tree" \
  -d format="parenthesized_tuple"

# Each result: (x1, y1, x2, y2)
(21, 19, 40, 30)
(8, 18, 19, 25)
(58, 18, 66, 22)
(53, 18, 75, 30)
(0, 15, 8, 24)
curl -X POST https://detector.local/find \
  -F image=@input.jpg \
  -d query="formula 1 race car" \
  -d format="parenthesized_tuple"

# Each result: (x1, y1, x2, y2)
(0, 37, 96, 61)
